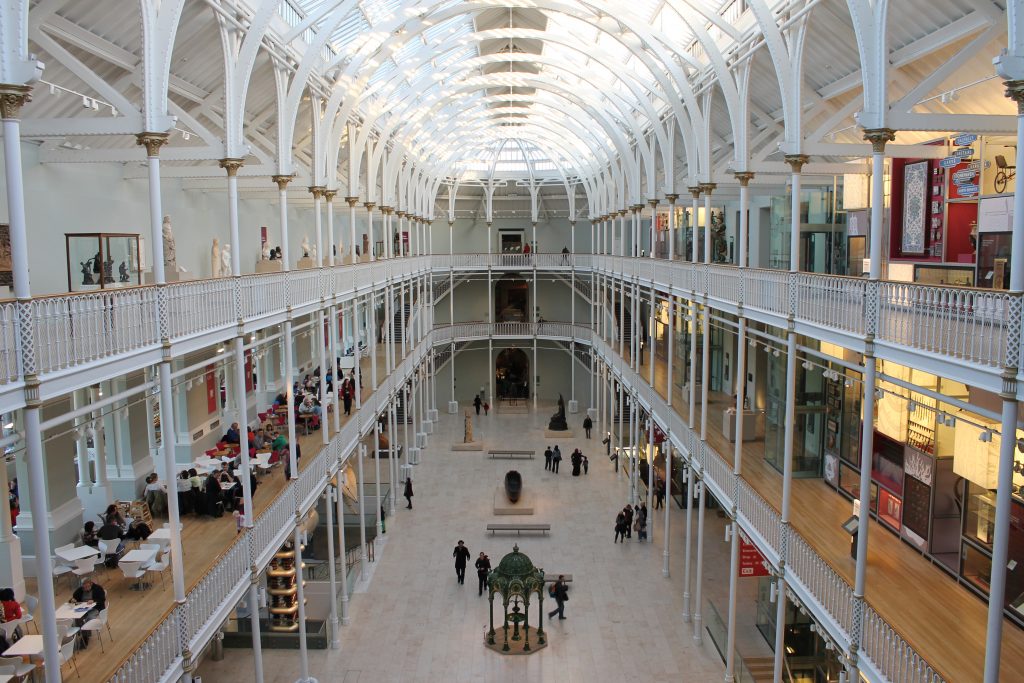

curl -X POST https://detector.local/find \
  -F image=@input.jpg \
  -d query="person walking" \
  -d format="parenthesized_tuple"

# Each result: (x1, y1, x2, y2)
(473, 395, 482, 415)
(547, 576, 569, 619)
(404, 477, 414, 509)
(453, 540, 471, 585)
(654, 479, 665, 509)
(623, 505, 633, 539)
(582, 455, 589, 475)
(475, 552, 491, 596)
(544, 447, 553, 471)
(583, 416, 592, 438)
(614, 510, 628, 543)
(552, 446, 562, 473)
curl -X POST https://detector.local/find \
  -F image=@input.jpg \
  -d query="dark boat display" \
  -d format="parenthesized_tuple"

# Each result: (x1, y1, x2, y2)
(505, 470, 523, 503)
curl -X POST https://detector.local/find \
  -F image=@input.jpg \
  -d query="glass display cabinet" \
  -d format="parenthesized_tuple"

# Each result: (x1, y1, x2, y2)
(65, 233, 141, 292)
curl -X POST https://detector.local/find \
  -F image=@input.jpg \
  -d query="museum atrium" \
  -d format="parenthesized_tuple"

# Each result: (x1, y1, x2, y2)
(0, 0, 1020, 681)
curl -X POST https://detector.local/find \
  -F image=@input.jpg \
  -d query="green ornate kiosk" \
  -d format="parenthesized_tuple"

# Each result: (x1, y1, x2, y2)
(485, 545, 548, 654)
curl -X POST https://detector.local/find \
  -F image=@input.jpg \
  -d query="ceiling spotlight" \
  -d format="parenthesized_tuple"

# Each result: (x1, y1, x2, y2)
(844, 379, 852, 388)
(907, 400, 917, 413)
(979, 430, 993, 443)
(81, 96, 91, 108)
(772, 349, 780, 358)
(801, 361, 813, 370)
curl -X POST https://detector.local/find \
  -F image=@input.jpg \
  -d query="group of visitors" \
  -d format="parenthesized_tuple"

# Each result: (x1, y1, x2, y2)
(473, 395, 490, 415)
(174, 461, 257, 519)
(544, 445, 562, 472)
(614, 502, 648, 543)
(570, 449, 589, 476)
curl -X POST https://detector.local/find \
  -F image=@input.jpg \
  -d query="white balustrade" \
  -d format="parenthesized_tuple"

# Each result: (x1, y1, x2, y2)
(796, 274, 866, 335)
(861, 605, 947, 683)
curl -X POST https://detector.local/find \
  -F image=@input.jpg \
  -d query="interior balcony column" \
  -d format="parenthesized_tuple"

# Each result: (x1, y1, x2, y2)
(317, 310, 330, 447)
(325, 482, 340, 649)
(447, 220, 454, 256)
(648, 199, 658, 258)
(682, 462, 694, 623)
(352, 298, 362, 411)
(631, 281, 640, 372)
(346, 197, 359, 263)
(632, 205, 642, 257)
(662, 441, 672, 578)
(700, 304, 710, 438)
(616, 386, 624, 482)
(309, 186, 326, 267)
(335, 483, 350, 625)
(725, 316, 749, 683)
(329, 306, 341, 433)
(356, 443, 368, 581)
(487, 221, 492, 255)
(699, 184, 716, 265)
(692, 476, 707, 643)
(370, 289, 378, 390)
(232, 334, 256, 515)
(397, 211, 407, 256)
(666, 296, 675, 407)
(284, 319, 298, 479)
(734, 173, 754, 268)
(402, 383, 411, 473)
(292, 516, 316, 683)
(382, 207, 393, 260)
(373, 415, 383, 540)
(846, 128, 894, 682)
(384, 284, 394, 375)
(325, 190, 337, 266)
(400, 279, 408, 359)
(3, 82, 59, 682)
(666, 194, 678, 261)
(618, 280, 626, 359)
(982, 81, 1024, 683)
(388, 400, 398, 517)
(365, 202, 376, 262)
(689, 187, 701, 264)
(688, 299, 698, 428)
(219, 158, 245, 276)
(648, 287, 656, 386)
(619, 210, 627, 257)
(646, 415, 655, 522)
(274, 176, 294, 269)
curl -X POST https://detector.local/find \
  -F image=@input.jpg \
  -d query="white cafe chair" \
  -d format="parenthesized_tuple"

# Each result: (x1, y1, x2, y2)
(81, 607, 112, 653)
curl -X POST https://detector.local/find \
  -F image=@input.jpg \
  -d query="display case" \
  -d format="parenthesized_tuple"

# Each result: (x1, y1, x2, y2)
(66, 233, 141, 292)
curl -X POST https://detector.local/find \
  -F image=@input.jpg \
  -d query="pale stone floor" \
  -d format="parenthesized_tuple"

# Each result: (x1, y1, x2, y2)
(198, 405, 754, 683)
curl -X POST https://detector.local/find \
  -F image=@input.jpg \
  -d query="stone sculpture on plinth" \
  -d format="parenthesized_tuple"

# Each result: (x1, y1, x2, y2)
(548, 394, 568, 431)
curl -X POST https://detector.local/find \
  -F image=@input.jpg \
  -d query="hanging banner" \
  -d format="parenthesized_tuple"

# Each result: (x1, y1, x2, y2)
(739, 534, 770, 577)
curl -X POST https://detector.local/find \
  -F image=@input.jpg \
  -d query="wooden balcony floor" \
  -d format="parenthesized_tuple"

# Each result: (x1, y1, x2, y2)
(24, 342, 402, 683)
(628, 347, 1024, 682)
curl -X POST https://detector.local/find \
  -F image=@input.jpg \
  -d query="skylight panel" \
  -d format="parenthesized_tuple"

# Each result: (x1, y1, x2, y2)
(360, 0, 404, 27)
(367, 59, 397, 87)
(329, 11, 370, 51)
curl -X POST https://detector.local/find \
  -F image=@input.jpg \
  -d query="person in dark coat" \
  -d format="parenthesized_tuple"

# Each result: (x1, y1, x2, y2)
(475, 552, 491, 596)
(552, 446, 562, 474)
(547, 576, 569, 619)
(453, 540, 471, 585)
(473, 395, 482, 415)
(614, 510, 628, 543)
(623, 505, 633, 539)
(404, 478, 414, 509)
(544, 447, 553, 471)
(571, 449, 582, 476)
(204, 472, 222, 516)
(583, 416, 593, 438)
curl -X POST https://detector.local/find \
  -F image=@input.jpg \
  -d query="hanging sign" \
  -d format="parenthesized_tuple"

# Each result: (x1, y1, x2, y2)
(952, 168, 977, 184)
(954, 147, 974, 159)
(953, 133, 978, 147)
(739, 535, 770, 577)
(958, 183, 980, 196)
(940, 156, 960, 169)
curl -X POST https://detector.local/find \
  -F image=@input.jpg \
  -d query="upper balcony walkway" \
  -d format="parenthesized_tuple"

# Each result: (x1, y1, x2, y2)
(0, 252, 1014, 416)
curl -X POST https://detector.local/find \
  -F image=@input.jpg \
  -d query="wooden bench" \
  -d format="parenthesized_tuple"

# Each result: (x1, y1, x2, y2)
(487, 523, 550, 535)
(487, 449, 535, 460)
(543, 573, 573, 583)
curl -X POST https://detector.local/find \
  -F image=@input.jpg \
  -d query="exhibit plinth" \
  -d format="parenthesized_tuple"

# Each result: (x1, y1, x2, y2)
(452, 441, 484, 451)
(483, 627, 547, 655)
(493, 486, 535, 515)
(255, 259, 283, 273)
(296, 257, 316, 270)
(544, 430, 575, 439)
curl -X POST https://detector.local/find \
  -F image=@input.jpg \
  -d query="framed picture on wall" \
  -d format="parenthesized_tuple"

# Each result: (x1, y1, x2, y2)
(902, 161, 929, 254)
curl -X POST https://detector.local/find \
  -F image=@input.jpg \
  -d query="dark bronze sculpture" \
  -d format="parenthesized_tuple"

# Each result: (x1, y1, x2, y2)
(548, 393, 568, 431)
(504, 470, 522, 503)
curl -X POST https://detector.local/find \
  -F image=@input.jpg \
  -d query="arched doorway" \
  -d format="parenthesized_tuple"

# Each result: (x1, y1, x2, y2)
(496, 348, 530, 399)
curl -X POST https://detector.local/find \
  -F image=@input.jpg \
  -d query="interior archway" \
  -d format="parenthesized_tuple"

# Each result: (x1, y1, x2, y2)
(495, 347, 530, 399)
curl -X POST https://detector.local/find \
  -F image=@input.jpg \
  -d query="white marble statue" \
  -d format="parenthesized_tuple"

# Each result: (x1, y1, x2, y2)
(261, 242, 271, 260)
(302, 236, 311, 258)
(311, 244, 318, 263)
(211, 238, 222, 278)
(221, 243, 232, 276)
(162, 215, 177, 274)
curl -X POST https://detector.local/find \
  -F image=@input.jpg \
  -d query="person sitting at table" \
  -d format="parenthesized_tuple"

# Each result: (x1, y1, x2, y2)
(0, 588, 22, 624)
(125, 517, 152, 542)
(97, 519, 126, 558)
(81, 520, 99, 547)
(224, 422, 241, 445)
(299, 395, 322, 428)
(204, 471, 224, 517)
(144, 473, 167, 517)
(252, 428, 268, 451)
(103, 503, 126, 530)
(71, 578, 106, 647)
(189, 468, 204, 516)
(272, 432, 288, 453)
